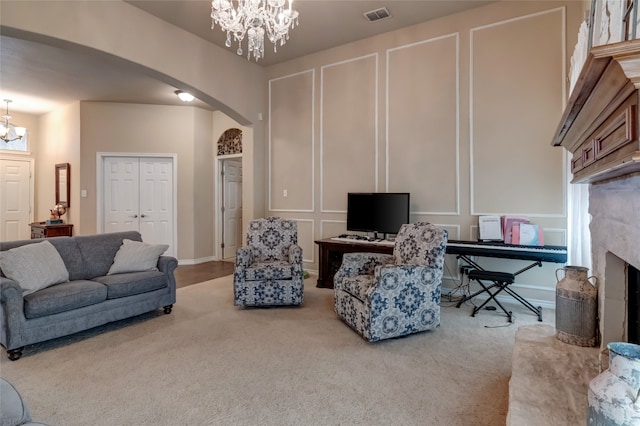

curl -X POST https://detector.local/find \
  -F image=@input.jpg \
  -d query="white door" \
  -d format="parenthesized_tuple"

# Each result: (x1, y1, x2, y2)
(222, 159, 242, 260)
(103, 156, 175, 256)
(139, 158, 173, 247)
(0, 158, 32, 241)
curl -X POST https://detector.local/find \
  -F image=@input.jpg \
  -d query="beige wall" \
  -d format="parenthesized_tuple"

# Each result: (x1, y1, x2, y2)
(37, 103, 81, 227)
(265, 1, 584, 306)
(79, 102, 214, 261)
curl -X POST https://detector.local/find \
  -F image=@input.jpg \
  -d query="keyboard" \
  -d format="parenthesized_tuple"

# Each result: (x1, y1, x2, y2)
(330, 237, 395, 246)
(446, 240, 567, 263)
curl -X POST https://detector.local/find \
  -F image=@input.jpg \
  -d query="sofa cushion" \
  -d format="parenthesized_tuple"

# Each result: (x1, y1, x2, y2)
(107, 239, 168, 275)
(74, 231, 142, 279)
(23, 280, 107, 319)
(92, 271, 167, 299)
(46, 237, 85, 281)
(0, 240, 69, 296)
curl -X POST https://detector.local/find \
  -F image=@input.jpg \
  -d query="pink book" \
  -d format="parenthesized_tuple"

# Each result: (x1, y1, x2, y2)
(511, 224, 520, 245)
(503, 216, 529, 244)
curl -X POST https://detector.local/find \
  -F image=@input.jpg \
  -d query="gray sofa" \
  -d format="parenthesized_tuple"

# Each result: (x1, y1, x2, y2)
(0, 231, 177, 361)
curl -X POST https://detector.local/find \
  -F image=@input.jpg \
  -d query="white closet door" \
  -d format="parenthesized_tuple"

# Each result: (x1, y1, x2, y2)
(0, 158, 32, 241)
(102, 156, 175, 257)
(103, 157, 140, 234)
(138, 157, 173, 251)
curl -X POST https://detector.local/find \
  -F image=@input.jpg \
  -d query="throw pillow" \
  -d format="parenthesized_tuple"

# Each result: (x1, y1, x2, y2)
(107, 239, 169, 275)
(0, 240, 69, 295)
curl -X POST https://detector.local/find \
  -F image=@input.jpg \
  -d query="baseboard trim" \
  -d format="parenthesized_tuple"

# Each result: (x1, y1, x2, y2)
(178, 256, 216, 266)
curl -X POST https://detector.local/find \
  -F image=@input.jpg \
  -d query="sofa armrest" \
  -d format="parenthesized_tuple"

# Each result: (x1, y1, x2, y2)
(0, 277, 24, 308)
(333, 252, 394, 290)
(157, 255, 178, 275)
(0, 277, 27, 350)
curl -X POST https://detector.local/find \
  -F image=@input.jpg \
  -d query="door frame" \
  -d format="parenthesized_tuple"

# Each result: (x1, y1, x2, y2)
(96, 152, 177, 252)
(214, 153, 242, 261)
(0, 153, 35, 240)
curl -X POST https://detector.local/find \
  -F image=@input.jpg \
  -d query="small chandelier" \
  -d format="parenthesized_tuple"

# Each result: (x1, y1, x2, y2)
(211, 0, 299, 62)
(0, 100, 26, 143)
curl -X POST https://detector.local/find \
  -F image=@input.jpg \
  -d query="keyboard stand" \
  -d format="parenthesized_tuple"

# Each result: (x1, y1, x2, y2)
(455, 254, 544, 322)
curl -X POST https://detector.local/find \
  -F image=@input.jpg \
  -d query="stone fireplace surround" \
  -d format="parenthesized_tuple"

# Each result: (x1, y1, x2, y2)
(589, 173, 640, 348)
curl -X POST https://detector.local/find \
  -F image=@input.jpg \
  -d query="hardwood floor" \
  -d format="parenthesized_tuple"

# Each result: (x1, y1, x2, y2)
(173, 261, 235, 288)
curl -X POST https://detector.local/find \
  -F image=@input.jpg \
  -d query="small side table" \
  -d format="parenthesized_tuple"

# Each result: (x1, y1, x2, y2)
(30, 222, 74, 239)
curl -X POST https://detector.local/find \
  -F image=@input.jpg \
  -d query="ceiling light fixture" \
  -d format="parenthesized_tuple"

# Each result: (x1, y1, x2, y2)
(175, 90, 195, 102)
(211, 0, 299, 62)
(0, 99, 26, 143)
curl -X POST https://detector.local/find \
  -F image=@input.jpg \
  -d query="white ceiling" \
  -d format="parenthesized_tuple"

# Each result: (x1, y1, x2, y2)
(1, 0, 493, 115)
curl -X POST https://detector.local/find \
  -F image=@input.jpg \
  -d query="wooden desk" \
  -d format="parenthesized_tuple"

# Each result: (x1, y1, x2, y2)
(315, 238, 393, 289)
(30, 222, 74, 239)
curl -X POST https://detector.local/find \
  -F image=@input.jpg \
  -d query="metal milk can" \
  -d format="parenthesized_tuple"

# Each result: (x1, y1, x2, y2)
(588, 342, 640, 425)
(555, 265, 598, 347)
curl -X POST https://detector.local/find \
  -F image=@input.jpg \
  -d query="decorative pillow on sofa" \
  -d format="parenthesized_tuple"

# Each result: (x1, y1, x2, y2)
(107, 239, 169, 275)
(0, 240, 69, 295)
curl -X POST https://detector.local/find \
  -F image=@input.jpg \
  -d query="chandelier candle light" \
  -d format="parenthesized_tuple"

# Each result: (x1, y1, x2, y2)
(0, 100, 26, 143)
(211, 0, 299, 61)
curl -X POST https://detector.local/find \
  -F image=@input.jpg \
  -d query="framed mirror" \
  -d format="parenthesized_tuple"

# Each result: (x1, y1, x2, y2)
(55, 163, 70, 208)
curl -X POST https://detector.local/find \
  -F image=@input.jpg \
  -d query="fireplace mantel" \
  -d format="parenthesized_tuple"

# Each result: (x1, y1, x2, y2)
(552, 39, 640, 184)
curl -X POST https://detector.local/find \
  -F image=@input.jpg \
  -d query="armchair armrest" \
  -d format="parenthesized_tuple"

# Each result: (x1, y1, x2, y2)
(369, 264, 443, 301)
(333, 252, 394, 290)
(288, 244, 303, 271)
(234, 246, 255, 271)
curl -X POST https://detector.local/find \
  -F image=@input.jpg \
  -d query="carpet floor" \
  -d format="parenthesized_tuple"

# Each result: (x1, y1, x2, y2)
(0, 276, 553, 426)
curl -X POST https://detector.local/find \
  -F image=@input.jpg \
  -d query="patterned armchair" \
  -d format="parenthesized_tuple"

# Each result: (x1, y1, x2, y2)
(233, 217, 304, 307)
(333, 222, 448, 342)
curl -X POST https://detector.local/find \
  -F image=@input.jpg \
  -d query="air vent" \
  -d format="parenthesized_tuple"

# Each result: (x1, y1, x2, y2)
(364, 7, 391, 23)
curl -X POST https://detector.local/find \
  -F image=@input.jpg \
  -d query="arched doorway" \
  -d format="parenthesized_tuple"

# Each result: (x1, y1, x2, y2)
(216, 128, 243, 260)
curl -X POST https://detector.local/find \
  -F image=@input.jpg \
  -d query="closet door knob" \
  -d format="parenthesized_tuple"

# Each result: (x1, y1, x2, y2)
(131, 214, 138, 218)
(140, 214, 147, 218)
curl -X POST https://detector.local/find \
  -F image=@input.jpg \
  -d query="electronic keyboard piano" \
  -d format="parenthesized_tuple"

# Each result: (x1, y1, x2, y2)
(446, 240, 567, 264)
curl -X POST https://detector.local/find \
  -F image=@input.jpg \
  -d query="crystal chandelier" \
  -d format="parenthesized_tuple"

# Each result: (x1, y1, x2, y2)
(211, 0, 299, 62)
(0, 100, 26, 143)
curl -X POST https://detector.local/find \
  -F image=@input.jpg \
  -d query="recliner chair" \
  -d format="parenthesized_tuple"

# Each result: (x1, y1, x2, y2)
(233, 217, 304, 307)
(333, 222, 448, 342)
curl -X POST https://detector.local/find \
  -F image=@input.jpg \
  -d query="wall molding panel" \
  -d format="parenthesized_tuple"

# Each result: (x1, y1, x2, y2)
(469, 7, 567, 216)
(268, 69, 315, 213)
(320, 53, 378, 213)
(386, 33, 460, 216)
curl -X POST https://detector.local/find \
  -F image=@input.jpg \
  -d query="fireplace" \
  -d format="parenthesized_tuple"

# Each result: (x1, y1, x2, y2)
(589, 174, 640, 349)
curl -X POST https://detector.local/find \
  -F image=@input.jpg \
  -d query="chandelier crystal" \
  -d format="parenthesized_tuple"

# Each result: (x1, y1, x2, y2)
(211, 0, 299, 62)
(0, 100, 26, 143)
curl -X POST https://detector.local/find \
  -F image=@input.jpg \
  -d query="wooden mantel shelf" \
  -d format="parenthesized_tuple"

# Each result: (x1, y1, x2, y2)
(552, 40, 640, 184)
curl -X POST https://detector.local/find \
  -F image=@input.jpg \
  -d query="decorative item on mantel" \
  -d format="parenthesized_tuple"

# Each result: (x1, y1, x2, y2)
(555, 265, 598, 347)
(47, 204, 67, 225)
(588, 342, 640, 425)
